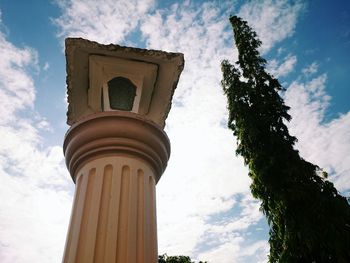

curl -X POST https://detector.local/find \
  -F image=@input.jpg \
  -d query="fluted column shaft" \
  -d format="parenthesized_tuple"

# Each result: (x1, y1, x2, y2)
(62, 112, 170, 263)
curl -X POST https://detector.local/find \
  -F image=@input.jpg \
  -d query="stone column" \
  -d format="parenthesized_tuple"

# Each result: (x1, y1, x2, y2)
(62, 112, 170, 263)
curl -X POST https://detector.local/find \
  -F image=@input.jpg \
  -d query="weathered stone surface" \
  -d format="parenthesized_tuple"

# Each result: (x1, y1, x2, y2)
(65, 38, 185, 128)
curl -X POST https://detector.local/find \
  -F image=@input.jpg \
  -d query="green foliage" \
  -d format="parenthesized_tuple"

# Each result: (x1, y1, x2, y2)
(221, 16, 350, 262)
(158, 254, 207, 263)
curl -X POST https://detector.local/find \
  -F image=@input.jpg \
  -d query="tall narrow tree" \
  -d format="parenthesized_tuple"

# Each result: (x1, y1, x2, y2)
(221, 16, 350, 262)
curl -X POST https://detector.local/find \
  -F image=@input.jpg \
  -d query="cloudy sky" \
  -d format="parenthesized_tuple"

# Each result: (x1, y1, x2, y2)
(0, 0, 349, 262)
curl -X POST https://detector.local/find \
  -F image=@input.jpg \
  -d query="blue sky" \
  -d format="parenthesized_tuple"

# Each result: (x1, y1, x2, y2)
(0, 0, 349, 262)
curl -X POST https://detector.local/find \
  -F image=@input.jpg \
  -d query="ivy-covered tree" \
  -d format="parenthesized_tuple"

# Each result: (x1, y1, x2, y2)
(221, 16, 350, 262)
(158, 254, 207, 263)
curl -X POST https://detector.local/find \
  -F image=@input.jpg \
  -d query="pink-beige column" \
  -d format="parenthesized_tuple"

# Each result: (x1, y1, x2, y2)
(62, 112, 170, 263)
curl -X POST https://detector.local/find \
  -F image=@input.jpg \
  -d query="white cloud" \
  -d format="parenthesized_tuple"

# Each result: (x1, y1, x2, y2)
(189, 193, 267, 262)
(302, 62, 319, 76)
(196, 235, 244, 263)
(285, 74, 350, 193)
(0, 18, 73, 263)
(197, 236, 268, 263)
(0, 33, 36, 125)
(43, 61, 50, 71)
(139, 2, 260, 257)
(53, 0, 155, 44)
(238, 0, 304, 52)
(268, 54, 297, 78)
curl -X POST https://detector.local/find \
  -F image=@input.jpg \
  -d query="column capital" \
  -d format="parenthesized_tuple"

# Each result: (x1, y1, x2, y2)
(63, 112, 170, 183)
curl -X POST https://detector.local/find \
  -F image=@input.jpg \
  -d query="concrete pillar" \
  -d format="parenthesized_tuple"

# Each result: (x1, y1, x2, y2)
(62, 112, 170, 263)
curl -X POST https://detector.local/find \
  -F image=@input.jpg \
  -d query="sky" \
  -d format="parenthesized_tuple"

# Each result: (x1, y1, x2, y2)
(0, 0, 349, 262)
